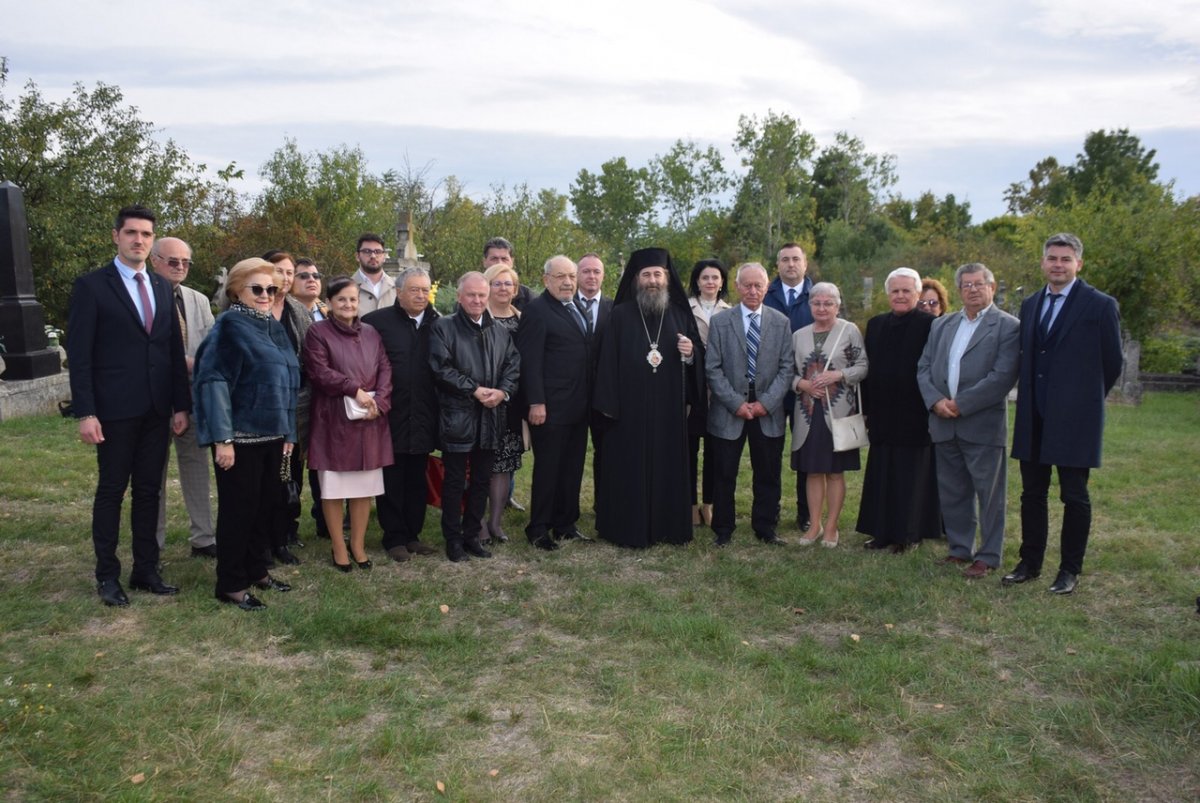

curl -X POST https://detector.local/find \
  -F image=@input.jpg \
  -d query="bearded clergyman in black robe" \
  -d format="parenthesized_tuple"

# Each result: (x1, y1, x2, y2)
(593, 248, 705, 547)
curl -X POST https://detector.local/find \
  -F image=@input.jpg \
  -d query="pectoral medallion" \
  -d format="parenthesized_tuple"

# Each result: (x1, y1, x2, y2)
(646, 346, 663, 372)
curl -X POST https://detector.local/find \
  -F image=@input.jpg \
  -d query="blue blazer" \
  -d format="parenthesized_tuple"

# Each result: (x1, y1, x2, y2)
(67, 261, 190, 420)
(1011, 280, 1122, 468)
(762, 276, 814, 333)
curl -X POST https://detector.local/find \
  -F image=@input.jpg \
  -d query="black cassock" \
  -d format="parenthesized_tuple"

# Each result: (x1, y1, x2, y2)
(593, 302, 704, 547)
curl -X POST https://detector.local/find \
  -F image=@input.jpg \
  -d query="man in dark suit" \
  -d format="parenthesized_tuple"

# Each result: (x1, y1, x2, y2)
(917, 263, 1019, 578)
(762, 242, 814, 531)
(362, 267, 441, 562)
(705, 263, 794, 546)
(1005, 233, 1123, 595)
(68, 205, 191, 606)
(516, 255, 593, 551)
(576, 253, 612, 508)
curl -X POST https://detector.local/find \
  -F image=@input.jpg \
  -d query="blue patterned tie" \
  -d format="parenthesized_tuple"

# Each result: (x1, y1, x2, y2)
(747, 311, 760, 382)
(1039, 293, 1061, 339)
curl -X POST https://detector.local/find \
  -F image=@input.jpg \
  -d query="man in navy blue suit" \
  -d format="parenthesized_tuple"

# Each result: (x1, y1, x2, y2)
(68, 205, 191, 606)
(1005, 233, 1123, 595)
(516, 255, 594, 550)
(762, 242, 814, 531)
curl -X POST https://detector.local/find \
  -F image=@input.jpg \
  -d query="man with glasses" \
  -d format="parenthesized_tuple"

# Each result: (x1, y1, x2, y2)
(290, 258, 327, 321)
(352, 233, 395, 314)
(68, 205, 191, 606)
(149, 237, 217, 559)
(917, 264, 1019, 578)
(362, 268, 442, 562)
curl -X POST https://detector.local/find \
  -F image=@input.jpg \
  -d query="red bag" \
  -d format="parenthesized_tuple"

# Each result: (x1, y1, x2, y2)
(425, 454, 469, 511)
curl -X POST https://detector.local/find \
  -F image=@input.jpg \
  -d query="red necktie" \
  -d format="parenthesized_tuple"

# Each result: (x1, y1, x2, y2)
(134, 272, 154, 333)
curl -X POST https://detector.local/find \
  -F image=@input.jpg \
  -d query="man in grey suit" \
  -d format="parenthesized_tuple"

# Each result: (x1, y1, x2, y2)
(705, 263, 795, 546)
(150, 237, 217, 557)
(917, 263, 1020, 578)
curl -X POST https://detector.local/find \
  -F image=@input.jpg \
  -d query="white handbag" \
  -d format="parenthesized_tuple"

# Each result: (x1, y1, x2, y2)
(821, 323, 868, 452)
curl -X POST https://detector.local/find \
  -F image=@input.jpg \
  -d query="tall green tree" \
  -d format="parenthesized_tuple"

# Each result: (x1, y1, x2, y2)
(811, 131, 896, 228)
(569, 157, 654, 263)
(0, 60, 232, 326)
(649, 140, 731, 230)
(727, 110, 817, 261)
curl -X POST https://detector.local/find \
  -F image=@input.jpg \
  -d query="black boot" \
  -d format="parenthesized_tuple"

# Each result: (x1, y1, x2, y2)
(445, 540, 470, 563)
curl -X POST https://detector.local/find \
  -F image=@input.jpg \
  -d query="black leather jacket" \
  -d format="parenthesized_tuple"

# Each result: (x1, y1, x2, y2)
(429, 308, 520, 453)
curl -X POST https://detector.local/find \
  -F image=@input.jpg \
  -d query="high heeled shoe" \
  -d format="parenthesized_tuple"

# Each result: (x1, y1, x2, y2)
(330, 550, 352, 573)
(355, 558, 373, 570)
(798, 528, 823, 545)
(821, 530, 840, 548)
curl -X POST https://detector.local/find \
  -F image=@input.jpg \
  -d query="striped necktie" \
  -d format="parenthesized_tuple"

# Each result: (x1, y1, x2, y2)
(747, 311, 760, 382)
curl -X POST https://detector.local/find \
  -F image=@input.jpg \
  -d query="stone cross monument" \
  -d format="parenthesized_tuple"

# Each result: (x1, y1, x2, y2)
(0, 181, 60, 380)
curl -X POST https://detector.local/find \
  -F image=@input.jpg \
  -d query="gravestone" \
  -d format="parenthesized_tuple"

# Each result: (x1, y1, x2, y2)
(0, 181, 61, 380)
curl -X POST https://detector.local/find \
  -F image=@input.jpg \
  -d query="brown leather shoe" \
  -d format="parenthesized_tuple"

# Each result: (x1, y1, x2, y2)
(405, 540, 437, 556)
(963, 560, 994, 579)
(386, 545, 412, 562)
(938, 555, 971, 566)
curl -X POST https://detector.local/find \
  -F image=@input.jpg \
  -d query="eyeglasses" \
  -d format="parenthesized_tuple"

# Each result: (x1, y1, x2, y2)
(960, 281, 989, 291)
(247, 284, 279, 297)
(810, 300, 838, 308)
(490, 280, 515, 288)
(358, 248, 386, 256)
(295, 271, 322, 281)
(917, 299, 941, 308)
(406, 287, 431, 295)
(154, 256, 192, 269)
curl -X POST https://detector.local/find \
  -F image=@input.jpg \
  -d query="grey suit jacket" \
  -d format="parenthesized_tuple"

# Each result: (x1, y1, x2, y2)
(917, 304, 1020, 446)
(177, 284, 215, 359)
(705, 304, 794, 439)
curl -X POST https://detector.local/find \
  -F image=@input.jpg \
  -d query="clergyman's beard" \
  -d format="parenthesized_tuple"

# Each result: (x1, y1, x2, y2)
(637, 285, 669, 316)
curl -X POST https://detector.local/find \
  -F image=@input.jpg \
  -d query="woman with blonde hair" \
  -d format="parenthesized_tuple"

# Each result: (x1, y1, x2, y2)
(481, 262, 525, 543)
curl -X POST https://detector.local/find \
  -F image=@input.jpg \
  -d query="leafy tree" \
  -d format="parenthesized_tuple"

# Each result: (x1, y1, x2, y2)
(727, 110, 817, 261)
(649, 140, 731, 230)
(0, 59, 231, 326)
(569, 157, 654, 263)
(811, 131, 896, 228)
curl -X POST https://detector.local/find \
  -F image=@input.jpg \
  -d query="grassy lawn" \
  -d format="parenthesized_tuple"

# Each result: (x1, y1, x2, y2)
(1, 392, 1198, 801)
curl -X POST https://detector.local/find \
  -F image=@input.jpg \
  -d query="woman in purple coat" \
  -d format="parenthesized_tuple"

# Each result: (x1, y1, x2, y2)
(304, 275, 393, 571)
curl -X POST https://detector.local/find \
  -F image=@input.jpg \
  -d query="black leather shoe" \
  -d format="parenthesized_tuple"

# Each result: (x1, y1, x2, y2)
(286, 531, 304, 548)
(272, 545, 301, 566)
(98, 579, 129, 607)
(446, 541, 470, 562)
(356, 558, 373, 570)
(190, 544, 218, 559)
(1001, 561, 1041, 586)
(530, 534, 560, 552)
(463, 539, 492, 558)
(554, 527, 592, 542)
(253, 575, 292, 592)
(756, 532, 787, 545)
(714, 533, 732, 548)
(216, 591, 267, 611)
(129, 575, 179, 595)
(331, 551, 353, 573)
(797, 512, 811, 532)
(863, 539, 890, 550)
(1048, 570, 1078, 595)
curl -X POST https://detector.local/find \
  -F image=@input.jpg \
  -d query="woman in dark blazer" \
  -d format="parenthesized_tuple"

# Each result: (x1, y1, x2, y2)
(304, 275, 393, 571)
(193, 258, 300, 610)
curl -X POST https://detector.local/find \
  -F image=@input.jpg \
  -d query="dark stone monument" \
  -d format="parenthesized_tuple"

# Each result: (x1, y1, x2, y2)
(0, 181, 60, 380)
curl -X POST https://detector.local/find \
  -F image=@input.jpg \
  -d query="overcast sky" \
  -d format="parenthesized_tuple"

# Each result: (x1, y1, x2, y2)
(3, 0, 1198, 223)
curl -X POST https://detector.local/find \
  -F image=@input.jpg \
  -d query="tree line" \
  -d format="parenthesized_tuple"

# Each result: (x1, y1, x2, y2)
(2, 59, 1197, 347)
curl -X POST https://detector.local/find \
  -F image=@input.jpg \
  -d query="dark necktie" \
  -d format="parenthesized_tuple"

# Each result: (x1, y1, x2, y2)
(566, 301, 588, 334)
(747, 311, 760, 382)
(1039, 293, 1062, 339)
(134, 272, 154, 333)
(788, 288, 797, 307)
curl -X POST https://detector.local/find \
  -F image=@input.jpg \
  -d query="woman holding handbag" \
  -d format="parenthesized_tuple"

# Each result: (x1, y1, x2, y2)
(304, 275, 393, 571)
(790, 282, 868, 547)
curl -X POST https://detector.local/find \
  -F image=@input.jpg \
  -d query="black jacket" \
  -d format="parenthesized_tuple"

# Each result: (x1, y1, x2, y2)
(429, 308, 520, 453)
(362, 303, 440, 454)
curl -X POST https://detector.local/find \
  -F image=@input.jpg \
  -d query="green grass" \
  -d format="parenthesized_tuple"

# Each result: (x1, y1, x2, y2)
(1, 393, 1198, 801)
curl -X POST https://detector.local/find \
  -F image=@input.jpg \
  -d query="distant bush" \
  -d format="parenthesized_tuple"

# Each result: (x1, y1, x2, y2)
(1141, 332, 1200, 373)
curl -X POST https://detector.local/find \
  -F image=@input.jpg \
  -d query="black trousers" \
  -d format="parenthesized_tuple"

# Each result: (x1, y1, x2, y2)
(92, 413, 171, 582)
(213, 441, 280, 595)
(1019, 461, 1092, 575)
(527, 418, 588, 540)
(589, 410, 606, 512)
(711, 417, 784, 539)
(441, 449, 493, 544)
(378, 452, 432, 549)
(688, 432, 716, 505)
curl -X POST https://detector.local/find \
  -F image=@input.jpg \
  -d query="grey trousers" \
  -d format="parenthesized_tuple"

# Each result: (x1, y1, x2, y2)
(935, 439, 1007, 568)
(156, 415, 216, 549)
